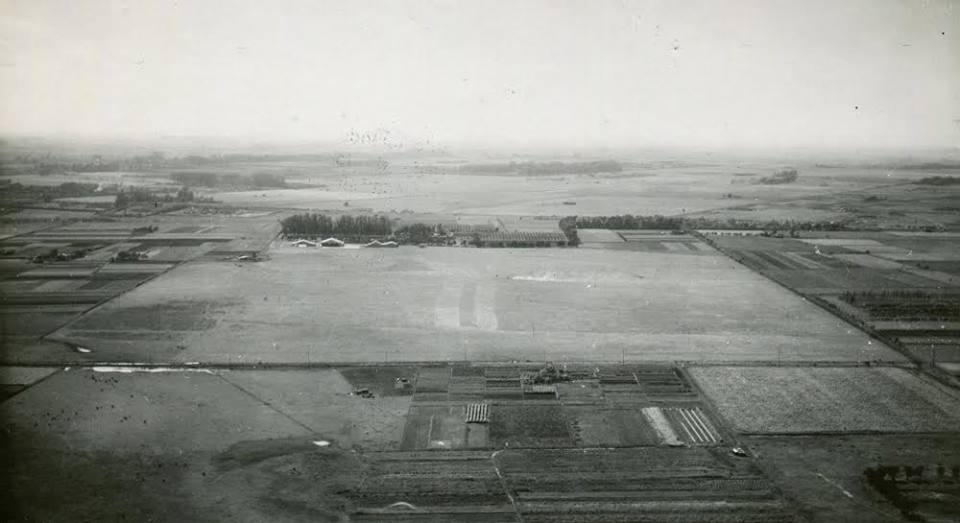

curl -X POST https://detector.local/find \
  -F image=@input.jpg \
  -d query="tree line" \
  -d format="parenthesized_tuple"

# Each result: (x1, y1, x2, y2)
(114, 186, 206, 208)
(0, 181, 101, 203)
(575, 214, 854, 232)
(281, 214, 473, 244)
(458, 160, 623, 175)
(169, 171, 287, 189)
(280, 213, 392, 238)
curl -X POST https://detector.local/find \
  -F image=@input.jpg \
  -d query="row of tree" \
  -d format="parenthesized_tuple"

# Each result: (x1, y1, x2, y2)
(576, 215, 686, 230)
(280, 213, 393, 238)
(169, 171, 286, 189)
(916, 176, 960, 186)
(281, 215, 474, 245)
(458, 160, 623, 175)
(575, 214, 854, 232)
(754, 168, 799, 185)
(841, 290, 952, 303)
(114, 186, 198, 208)
(0, 181, 101, 203)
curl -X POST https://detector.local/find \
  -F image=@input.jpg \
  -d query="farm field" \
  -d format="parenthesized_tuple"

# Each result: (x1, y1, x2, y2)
(0, 364, 795, 521)
(689, 366, 960, 433)
(1, 149, 958, 522)
(208, 162, 860, 217)
(749, 434, 960, 523)
(44, 243, 901, 365)
(705, 231, 960, 371)
(0, 210, 282, 361)
(2, 0, 959, 516)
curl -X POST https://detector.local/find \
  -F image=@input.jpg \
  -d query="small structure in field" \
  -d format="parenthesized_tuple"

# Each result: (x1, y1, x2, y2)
(290, 239, 317, 248)
(319, 237, 345, 247)
(364, 240, 399, 248)
(465, 403, 489, 423)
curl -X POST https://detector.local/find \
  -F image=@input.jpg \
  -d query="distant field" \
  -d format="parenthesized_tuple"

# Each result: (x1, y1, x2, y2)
(209, 162, 879, 217)
(50, 244, 901, 364)
(690, 366, 960, 433)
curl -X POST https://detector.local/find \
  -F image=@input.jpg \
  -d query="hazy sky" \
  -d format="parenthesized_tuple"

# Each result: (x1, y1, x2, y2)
(0, 0, 957, 149)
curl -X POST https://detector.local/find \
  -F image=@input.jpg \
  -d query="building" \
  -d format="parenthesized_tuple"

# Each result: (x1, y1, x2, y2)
(476, 231, 569, 248)
(319, 237, 345, 247)
(290, 239, 317, 248)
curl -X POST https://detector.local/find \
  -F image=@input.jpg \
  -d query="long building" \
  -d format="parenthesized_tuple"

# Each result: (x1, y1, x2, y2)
(476, 231, 569, 248)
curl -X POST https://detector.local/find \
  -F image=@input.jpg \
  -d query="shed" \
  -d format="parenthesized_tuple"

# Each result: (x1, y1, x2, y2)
(319, 237, 345, 247)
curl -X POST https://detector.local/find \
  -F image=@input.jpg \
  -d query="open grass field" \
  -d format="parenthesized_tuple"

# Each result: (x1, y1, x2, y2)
(748, 434, 960, 523)
(689, 366, 960, 433)
(46, 243, 901, 365)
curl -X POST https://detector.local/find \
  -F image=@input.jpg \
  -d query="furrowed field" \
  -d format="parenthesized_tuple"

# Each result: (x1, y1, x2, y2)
(689, 366, 960, 433)
(49, 243, 901, 364)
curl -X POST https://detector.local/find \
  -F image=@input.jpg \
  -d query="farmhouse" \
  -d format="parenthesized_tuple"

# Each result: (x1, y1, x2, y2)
(476, 231, 569, 248)
(290, 239, 317, 248)
(319, 237, 345, 247)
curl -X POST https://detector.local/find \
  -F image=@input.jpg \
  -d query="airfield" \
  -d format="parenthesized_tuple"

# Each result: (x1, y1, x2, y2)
(40, 242, 896, 366)
(2, 150, 960, 522)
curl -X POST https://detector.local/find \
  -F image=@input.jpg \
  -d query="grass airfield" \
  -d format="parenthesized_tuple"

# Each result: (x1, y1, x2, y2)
(46, 241, 898, 365)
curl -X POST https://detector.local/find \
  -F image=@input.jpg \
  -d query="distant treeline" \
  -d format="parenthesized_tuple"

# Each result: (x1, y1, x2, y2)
(754, 168, 799, 185)
(576, 215, 686, 230)
(0, 181, 103, 203)
(458, 160, 622, 175)
(1, 160, 124, 175)
(576, 214, 852, 231)
(280, 213, 392, 238)
(169, 171, 286, 189)
(730, 169, 799, 185)
(915, 176, 960, 186)
(114, 186, 209, 208)
(2, 151, 338, 175)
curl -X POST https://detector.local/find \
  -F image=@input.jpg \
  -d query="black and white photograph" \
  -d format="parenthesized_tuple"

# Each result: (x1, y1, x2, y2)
(1, 1, 959, 521)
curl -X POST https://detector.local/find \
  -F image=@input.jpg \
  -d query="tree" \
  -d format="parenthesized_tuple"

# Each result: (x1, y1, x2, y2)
(176, 186, 194, 202)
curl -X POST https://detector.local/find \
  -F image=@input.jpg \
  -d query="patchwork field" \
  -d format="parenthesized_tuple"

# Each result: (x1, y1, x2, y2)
(46, 244, 901, 364)
(2, 150, 959, 522)
(0, 364, 796, 522)
(704, 231, 960, 372)
(690, 366, 960, 433)
(0, 210, 283, 361)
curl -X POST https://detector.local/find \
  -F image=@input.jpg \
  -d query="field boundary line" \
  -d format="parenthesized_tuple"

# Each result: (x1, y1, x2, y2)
(36, 259, 185, 343)
(0, 366, 63, 404)
(213, 371, 318, 436)
(490, 449, 524, 523)
(737, 429, 960, 437)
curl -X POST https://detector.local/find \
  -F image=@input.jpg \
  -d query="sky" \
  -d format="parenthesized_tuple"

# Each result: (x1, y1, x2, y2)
(0, 0, 957, 150)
